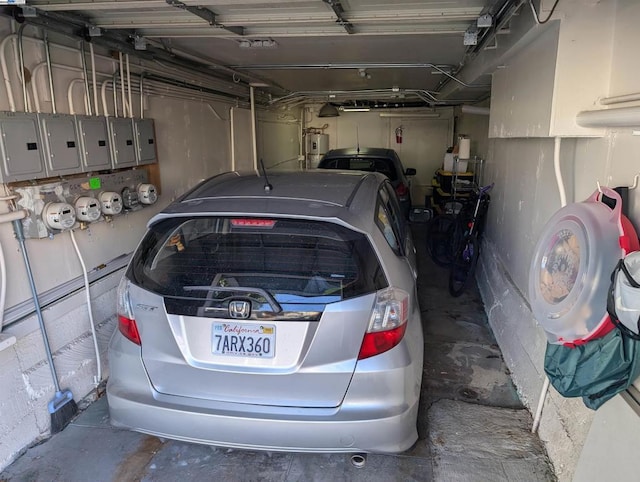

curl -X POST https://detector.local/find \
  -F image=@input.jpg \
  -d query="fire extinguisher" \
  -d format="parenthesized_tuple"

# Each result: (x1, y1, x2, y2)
(395, 126, 403, 144)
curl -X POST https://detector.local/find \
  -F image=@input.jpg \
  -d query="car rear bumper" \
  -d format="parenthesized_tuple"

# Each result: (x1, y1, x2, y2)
(107, 330, 422, 454)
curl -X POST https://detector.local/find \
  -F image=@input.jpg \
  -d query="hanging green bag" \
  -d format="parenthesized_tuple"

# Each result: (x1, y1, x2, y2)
(544, 327, 640, 410)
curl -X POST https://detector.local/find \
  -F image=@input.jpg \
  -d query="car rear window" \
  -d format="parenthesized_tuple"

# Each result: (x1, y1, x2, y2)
(128, 217, 388, 309)
(320, 157, 398, 181)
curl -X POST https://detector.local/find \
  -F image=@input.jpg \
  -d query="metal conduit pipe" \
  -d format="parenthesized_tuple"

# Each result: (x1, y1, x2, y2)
(0, 34, 17, 111)
(17, 24, 27, 112)
(101, 79, 110, 117)
(140, 71, 145, 119)
(31, 62, 111, 113)
(89, 43, 99, 115)
(118, 52, 126, 117)
(2, 31, 249, 112)
(43, 31, 57, 114)
(67, 78, 88, 115)
(600, 93, 640, 106)
(79, 41, 91, 115)
(576, 106, 640, 128)
(126, 54, 133, 118)
(113, 73, 118, 118)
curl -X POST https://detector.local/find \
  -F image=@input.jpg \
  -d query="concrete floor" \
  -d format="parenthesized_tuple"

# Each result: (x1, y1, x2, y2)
(0, 225, 555, 481)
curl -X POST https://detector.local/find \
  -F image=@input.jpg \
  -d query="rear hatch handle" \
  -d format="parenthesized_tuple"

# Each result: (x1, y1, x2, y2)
(183, 286, 283, 313)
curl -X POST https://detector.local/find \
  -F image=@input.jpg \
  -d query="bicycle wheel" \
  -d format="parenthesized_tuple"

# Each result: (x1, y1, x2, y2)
(427, 215, 457, 267)
(448, 234, 480, 297)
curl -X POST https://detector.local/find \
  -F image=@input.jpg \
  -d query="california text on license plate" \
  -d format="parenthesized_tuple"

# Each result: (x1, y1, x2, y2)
(212, 322, 276, 358)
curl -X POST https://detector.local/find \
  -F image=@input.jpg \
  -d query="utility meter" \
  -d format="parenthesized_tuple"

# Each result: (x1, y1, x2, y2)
(137, 183, 157, 205)
(43, 202, 76, 231)
(99, 191, 123, 215)
(121, 186, 139, 210)
(75, 196, 101, 222)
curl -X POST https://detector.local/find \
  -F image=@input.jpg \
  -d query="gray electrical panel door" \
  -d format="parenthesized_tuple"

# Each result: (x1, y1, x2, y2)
(0, 112, 46, 182)
(75, 116, 111, 171)
(39, 114, 83, 176)
(134, 118, 157, 165)
(108, 118, 136, 168)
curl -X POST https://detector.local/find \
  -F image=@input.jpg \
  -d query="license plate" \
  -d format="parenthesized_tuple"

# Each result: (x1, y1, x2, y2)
(212, 322, 276, 358)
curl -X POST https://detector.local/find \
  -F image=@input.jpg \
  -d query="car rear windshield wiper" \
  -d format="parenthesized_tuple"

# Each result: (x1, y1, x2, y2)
(183, 285, 282, 313)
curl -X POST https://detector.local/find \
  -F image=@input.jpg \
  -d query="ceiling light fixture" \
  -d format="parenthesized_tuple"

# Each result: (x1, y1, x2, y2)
(318, 103, 340, 117)
(342, 107, 370, 112)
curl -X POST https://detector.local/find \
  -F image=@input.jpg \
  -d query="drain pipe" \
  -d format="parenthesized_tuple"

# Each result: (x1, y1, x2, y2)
(532, 136, 565, 434)
(350, 453, 367, 468)
(69, 230, 102, 386)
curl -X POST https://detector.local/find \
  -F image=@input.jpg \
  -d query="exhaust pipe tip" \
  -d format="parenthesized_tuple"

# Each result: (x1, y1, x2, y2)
(350, 453, 367, 468)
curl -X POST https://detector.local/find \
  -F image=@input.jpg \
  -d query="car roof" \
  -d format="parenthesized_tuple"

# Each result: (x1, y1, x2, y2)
(150, 170, 386, 228)
(322, 147, 398, 159)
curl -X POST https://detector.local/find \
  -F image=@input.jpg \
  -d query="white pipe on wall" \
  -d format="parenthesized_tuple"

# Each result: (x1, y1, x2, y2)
(101, 79, 110, 117)
(461, 105, 491, 116)
(576, 106, 640, 128)
(68, 78, 88, 115)
(126, 54, 133, 118)
(119, 52, 126, 117)
(600, 93, 640, 106)
(532, 136, 565, 434)
(89, 43, 99, 115)
(230, 107, 236, 171)
(0, 35, 17, 111)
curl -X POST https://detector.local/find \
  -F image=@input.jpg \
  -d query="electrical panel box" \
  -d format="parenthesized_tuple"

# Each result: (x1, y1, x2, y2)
(38, 113, 83, 176)
(107, 118, 136, 168)
(133, 118, 157, 165)
(0, 111, 46, 182)
(75, 115, 111, 171)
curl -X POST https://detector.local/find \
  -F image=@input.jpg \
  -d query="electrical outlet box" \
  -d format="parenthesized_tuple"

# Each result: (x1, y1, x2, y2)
(0, 111, 46, 182)
(133, 118, 157, 165)
(38, 113, 83, 176)
(75, 115, 111, 171)
(107, 118, 136, 168)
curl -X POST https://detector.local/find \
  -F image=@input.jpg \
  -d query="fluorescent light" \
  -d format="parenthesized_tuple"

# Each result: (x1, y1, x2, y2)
(342, 107, 370, 112)
(379, 113, 440, 118)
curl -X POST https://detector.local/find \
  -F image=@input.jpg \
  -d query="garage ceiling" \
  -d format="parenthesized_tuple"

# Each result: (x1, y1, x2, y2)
(14, 0, 527, 108)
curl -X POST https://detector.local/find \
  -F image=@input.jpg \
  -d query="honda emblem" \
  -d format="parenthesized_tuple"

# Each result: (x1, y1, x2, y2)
(229, 300, 251, 319)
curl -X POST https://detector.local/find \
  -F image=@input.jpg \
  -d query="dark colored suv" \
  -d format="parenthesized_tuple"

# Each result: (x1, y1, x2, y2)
(317, 147, 416, 217)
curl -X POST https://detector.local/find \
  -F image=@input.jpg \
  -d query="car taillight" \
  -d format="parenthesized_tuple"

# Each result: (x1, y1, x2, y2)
(358, 287, 409, 360)
(395, 183, 408, 198)
(117, 277, 141, 346)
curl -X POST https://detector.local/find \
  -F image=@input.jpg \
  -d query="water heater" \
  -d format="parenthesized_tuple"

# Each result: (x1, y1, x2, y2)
(305, 133, 329, 168)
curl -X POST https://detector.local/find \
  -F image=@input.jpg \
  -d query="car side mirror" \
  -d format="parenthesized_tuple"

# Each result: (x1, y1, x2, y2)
(405, 168, 417, 176)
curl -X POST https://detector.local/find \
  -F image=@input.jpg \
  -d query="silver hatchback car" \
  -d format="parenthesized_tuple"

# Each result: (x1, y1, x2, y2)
(107, 170, 424, 454)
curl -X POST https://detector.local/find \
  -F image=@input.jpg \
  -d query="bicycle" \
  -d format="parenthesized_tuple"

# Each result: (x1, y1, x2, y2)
(426, 199, 473, 267)
(448, 183, 493, 297)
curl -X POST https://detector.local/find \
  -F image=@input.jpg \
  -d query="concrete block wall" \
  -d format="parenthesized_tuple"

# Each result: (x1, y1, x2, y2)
(0, 271, 119, 469)
(477, 243, 594, 481)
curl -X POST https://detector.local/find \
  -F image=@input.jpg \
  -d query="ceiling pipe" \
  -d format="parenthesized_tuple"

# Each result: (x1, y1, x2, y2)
(461, 105, 490, 115)
(576, 106, 640, 128)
